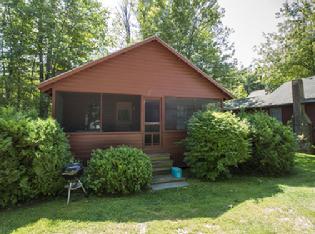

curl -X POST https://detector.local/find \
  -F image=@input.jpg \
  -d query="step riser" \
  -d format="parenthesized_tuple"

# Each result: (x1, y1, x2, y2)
(149, 157, 170, 161)
(152, 161, 173, 167)
(153, 170, 170, 176)
(153, 167, 171, 172)
(147, 153, 170, 157)
(148, 153, 170, 158)
(148, 152, 174, 176)
(152, 165, 172, 170)
(149, 152, 187, 190)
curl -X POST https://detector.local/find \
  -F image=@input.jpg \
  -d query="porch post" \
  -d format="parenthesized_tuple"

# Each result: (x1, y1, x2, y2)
(161, 96, 165, 147)
(52, 89, 56, 118)
(141, 95, 144, 148)
(100, 93, 103, 132)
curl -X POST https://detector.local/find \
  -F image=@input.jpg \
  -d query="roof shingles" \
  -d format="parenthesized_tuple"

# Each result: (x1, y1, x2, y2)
(224, 76, 315, 110)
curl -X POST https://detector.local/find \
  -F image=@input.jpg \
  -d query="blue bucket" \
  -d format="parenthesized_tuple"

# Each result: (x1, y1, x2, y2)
(171, 167, 182, 178)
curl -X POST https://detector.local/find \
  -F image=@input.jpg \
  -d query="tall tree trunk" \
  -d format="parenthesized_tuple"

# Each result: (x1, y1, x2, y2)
(1, 27, 6, 103)
(38, 15, 48, 118)
(38, 46, 48, 118)
(118, 0, 133, 45)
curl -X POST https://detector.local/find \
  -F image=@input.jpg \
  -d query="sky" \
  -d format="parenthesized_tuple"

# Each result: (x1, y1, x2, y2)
(102, 0, 286, 67)
(218, 0, 286, 67)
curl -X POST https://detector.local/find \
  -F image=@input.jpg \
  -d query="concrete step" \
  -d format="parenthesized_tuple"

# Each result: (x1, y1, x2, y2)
(151, 181, 189, 191)
(152, 174, 185, 184)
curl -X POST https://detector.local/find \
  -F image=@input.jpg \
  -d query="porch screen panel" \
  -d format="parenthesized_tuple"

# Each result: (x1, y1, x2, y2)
(102, 94, 140, 132)
(55, 92, 101, 132)
(165, 97, 220, 130)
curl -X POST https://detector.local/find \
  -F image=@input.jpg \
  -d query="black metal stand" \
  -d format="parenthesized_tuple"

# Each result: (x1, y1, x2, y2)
(65, 179, 87, 205)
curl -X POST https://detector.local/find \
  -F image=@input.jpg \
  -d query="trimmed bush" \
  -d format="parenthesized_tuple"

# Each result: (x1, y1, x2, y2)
(85, 146, 152, 194)
(239, 112, 297, 175)
(0, 107, 72, 208)
(184, 110, 251, 181)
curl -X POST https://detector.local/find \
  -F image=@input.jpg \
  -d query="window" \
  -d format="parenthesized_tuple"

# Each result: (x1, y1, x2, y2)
(55, 92, 141, 133)
(270, 107, 283, 122)
(102, 94, 140, 132)
(116, 102, 132, 123)
(56, 92, 101, 132)
(165, 97, 219, 130)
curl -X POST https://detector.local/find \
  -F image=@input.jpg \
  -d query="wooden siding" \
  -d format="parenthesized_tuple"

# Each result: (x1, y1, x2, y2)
(278, 104, 314, 144)
(52, 41, 228, 99)
(305, 103, 315, 144)
(68, 131, 188, 166)
(267, 104, 314, 144)
(281, 105, 293, 124)
(68, 132, 143, 160)
(47, 40, 231, 165)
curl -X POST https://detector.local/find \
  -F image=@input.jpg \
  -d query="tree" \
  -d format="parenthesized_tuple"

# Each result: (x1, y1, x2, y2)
(0, 0, 35, 110)
(255, 0, 314, 90)
(229, 66, 264, 98)
(0, 0, 111, 116)
(111, 0, 139, 48)
(137, 0, 237, 87)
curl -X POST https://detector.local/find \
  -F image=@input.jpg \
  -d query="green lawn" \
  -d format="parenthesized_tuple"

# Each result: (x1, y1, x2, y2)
(1, 153, 315, 234)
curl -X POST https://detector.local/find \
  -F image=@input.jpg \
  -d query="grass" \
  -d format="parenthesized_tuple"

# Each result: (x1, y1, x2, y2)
(1, 153, 315, 234)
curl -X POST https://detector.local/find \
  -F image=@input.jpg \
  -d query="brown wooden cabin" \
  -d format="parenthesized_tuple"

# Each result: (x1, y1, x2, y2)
(38, 36, 232, 166)
(224, 76, 315, 145)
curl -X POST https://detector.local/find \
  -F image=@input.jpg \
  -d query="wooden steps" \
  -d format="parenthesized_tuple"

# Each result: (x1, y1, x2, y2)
(151, 160, 173, 168)
(148, 153, 170, 161)
(148, 153, 172, 176)
(148, 152, 189, 190)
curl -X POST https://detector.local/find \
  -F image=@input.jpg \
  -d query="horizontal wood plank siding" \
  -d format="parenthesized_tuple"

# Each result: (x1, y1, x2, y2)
(68, 131, 188, 166)
(52, 41, 228, 99)
(49, 40, 230, 164)
(68, 133, 143, 160)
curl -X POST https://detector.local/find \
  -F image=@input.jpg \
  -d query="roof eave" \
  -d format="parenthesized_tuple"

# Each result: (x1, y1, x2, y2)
(38, 36, 158, 90)
(38, 35, 233, 99)
(153, 37, 234, 99)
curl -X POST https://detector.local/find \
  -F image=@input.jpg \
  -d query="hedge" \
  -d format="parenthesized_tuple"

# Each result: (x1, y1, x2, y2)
(239, 112, 297, 175)
(0, 107, 72, 207)
(85, 146, 152, 194)
(184, 110, 251, 181)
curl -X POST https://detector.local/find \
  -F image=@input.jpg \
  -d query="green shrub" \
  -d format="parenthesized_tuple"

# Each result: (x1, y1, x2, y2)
(85, 146, 152, 194)
(0, 107, 72, 208)
(184, 110, 251, 181)
(239, 112, 297, 176)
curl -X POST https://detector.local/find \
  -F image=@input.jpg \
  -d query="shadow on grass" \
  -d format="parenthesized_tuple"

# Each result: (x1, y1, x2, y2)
(0, 153, 314, 233)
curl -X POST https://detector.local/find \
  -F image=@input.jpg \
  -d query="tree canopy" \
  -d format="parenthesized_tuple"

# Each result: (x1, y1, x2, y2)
(1, 0, 313, 116)
(0, 0, 110, 116)
(255, 0, 314, 90)
(138, 0, 237, 85)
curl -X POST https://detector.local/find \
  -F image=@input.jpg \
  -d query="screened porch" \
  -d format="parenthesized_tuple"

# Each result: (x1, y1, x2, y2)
(55, 92, 141, 133)
(54, 91, 220, 150)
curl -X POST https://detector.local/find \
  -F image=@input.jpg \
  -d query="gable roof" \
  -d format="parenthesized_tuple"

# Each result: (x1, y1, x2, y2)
(224, 76, 315, 110)
(248, 89, 267, 98)
(38, 36, 233, 99)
